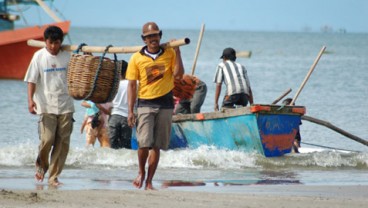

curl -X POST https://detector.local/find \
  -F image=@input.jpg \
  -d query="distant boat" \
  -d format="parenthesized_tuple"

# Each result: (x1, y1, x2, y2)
(0, 0, 70, 80)
(132, 104, 306, 157)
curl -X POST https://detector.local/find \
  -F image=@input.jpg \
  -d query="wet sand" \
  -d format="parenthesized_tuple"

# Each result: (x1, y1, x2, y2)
(1, 182, 367, 208)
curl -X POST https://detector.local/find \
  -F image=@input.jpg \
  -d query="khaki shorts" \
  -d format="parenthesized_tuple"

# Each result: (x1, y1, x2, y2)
(136, 107, 172, 149)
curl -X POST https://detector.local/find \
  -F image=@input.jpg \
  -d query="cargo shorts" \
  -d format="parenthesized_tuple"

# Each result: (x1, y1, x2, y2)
(136, 107, 172, 150)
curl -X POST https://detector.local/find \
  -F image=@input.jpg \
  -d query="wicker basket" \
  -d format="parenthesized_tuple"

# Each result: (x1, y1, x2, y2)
(67, 44, 121, 103)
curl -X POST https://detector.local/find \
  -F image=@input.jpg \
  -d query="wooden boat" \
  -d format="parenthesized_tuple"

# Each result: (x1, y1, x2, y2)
(0, 0, 70, 80)
(132, 104, 306, 157)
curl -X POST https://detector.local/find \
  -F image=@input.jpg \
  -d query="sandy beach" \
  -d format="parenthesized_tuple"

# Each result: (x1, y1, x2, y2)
(1, 185, 367, 208)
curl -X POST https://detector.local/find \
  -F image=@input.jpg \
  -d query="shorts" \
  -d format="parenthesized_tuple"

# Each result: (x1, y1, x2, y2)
(222, 93, 249, 108)
(108, 114, 132, 149)
(136, 107, 172, 150)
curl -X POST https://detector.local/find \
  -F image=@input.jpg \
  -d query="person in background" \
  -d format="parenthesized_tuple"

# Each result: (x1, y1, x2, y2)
(126, 22, 184, 190)
(24, 25, 74, 186)
(80, 100, 110, 148)
(282, 98, 302, 153)
(108, 60, 132, 149)
(213, 47, 254, 111)
(174, 74, 207, 114)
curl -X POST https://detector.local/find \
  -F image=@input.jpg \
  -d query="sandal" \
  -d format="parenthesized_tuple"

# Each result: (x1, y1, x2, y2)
(35, 166, 45, 182)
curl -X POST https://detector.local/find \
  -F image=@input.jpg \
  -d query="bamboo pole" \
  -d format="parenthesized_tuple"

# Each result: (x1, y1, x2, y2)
(302, 115, 368, 147)
(27, 38, 191, 54)
(191, 24, 205, 75)
(34, 0, 63, 22)
(272, 88, 292, 104)
(290, 46, 326, 105)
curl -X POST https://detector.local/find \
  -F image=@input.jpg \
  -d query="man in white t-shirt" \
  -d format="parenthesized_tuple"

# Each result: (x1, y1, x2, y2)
(108, 60, 132, 149)
(24, 26, 74, 186)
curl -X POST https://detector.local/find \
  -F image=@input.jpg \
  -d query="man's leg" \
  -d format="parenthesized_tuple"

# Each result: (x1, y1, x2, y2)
(108, 115, 121, 149)
(133, 147, 149, 188)
(145, 147, 160, 190)
(49, 113, 73, 185)
(36, 114, 57, 182)
(121, 116, 132, 149)
(190, 83, 207, 113)
(134, 107, 156, 189)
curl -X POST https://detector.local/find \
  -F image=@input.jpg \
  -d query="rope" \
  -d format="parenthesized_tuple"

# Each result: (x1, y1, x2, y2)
(85, 44, 112, 101)
(74, 43, 87, 53)
(105, 52, 119, 102)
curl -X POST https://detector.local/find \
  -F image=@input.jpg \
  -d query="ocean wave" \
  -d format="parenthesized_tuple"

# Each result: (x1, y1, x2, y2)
(0, 145, 367, 170)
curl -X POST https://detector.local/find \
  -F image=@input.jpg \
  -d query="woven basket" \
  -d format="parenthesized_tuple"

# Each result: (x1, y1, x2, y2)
(67, 44, 121, 103)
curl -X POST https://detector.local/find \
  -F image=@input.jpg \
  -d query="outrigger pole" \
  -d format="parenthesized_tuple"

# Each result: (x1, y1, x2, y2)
(302, 115, 368, 147)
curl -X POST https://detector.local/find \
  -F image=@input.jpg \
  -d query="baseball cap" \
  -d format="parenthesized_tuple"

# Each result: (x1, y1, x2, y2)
(142, 22, 161, 37)
(220, 47, 236, 59)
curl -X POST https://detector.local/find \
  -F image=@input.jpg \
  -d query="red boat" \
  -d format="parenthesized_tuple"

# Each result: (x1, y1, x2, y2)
(0, 0, 70, 80)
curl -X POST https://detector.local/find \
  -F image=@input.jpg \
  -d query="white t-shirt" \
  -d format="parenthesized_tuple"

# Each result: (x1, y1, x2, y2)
(111, 79, 129, 117)
(24, 48, 74, 114)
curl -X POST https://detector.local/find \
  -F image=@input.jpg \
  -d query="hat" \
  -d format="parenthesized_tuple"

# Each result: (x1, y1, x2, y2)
(220, 47, 236, 59)
(282, 98, 293, 105)
(142, 22, 161, 37)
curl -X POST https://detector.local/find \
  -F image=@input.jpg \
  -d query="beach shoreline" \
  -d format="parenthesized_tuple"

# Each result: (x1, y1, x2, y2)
(1, 185, 367, 208)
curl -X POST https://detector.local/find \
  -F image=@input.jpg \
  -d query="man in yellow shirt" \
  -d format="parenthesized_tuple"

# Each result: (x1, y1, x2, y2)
(126, 22, 184, 190)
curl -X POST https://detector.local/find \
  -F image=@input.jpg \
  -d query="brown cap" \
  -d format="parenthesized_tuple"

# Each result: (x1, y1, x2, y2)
(142, 22, 161, 37)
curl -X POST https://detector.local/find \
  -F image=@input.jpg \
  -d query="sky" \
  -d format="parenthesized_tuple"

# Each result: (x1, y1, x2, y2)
(11, 0, 368, 33)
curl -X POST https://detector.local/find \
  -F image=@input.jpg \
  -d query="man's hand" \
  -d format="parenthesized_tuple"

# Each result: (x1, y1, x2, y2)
(127, 113, 136, 128)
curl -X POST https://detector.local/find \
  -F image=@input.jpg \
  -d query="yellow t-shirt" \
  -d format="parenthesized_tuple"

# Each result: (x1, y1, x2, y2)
(126, 47, 176, 99)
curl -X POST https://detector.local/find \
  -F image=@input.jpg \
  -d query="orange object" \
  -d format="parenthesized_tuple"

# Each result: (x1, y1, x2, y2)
(0, 21, 70, 79)
(291, 107, 306, 115)
(250, 105, 271, 113)
(173, 74, 198, 100)
(195, 113, 205, 120)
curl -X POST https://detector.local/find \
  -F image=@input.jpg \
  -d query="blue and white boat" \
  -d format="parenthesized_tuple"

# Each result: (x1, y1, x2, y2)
(132, 104, 305, 157)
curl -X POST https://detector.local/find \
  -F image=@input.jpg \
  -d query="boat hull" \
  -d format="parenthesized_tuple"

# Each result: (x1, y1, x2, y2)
(131, 105, 305, 157)
(0, 21, 70, 79)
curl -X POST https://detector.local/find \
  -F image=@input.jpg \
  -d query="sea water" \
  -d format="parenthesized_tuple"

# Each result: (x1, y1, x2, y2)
(0, 28, 367, 191)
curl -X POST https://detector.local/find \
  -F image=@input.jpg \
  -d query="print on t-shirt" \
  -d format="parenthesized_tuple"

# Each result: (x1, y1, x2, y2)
(145, 64, 165, 85)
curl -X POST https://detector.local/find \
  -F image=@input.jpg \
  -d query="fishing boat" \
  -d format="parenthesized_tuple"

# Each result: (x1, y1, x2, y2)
(0, 0, 70, 79)
(132, 104, 306, 157)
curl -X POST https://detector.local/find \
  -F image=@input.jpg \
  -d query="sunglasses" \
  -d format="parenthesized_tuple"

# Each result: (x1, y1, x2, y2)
(143, 33, 160, 39)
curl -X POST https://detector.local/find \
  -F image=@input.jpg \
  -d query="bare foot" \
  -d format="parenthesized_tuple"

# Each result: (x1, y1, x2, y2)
(35, 167, 44, 182)
(133, 174, 145, 189)
(49, 179, 63, 187)
(145, 181, 156, 190)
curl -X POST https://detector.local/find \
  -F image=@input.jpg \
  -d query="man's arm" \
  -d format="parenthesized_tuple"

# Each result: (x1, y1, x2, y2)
(97, 103, 111, 116)
(81, 101, 91, 108)
(214, 83, 222, 111)
(173, 47, 184, 79)
(27, 82, 37, 114)
(127, 80, 137, 128)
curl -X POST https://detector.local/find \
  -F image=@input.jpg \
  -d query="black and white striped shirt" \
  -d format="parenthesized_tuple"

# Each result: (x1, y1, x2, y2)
(213, 60, 251, 96)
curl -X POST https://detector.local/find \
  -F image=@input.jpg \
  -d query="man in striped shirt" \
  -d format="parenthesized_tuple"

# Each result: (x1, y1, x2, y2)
(213, 47, 254, 111)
